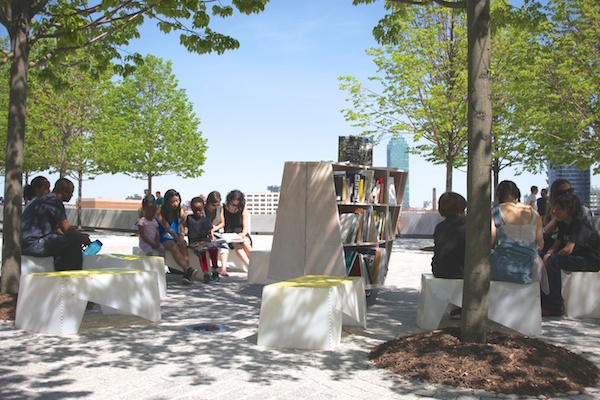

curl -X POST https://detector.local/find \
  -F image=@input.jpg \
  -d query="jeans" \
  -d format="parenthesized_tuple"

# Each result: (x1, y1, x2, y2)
(541, 253, 596, 307)
(23, 233, 83, 271)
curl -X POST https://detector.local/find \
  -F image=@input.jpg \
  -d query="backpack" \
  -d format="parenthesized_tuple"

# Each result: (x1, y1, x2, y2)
(490, 205, 537, 284)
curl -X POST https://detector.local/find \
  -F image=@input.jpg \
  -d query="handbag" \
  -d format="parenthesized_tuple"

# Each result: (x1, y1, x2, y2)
(490, 205, 537, 284)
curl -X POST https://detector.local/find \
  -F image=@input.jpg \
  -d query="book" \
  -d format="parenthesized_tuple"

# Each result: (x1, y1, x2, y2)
(333, 172, 345, 201)
(388, 181, 397, 204)
(214, 232, 244, 243)
(339, 213, 358, 243)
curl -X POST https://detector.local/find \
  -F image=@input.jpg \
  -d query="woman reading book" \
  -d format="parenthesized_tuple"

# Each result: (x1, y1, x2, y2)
(216, 189, 252, 276)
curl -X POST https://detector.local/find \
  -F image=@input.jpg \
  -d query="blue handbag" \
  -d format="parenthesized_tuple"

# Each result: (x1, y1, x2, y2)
(490, 205, 536, 284)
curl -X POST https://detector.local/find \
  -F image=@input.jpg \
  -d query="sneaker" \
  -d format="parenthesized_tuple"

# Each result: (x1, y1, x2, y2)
(203, 272, 211, 284)
(211, 271, 220, 282)
(182, 268, 198, 285)
(542, 304, 565, 317)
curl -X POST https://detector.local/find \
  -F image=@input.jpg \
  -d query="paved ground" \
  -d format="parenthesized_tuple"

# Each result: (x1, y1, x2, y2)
(0, 233, 599, 399)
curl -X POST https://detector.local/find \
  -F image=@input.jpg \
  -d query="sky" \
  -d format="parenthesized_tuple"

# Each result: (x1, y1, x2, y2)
(16, 0, 600, 207)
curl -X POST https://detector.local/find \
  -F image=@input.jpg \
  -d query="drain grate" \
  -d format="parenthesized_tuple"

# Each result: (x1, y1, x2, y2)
(185, 323, 230, 334)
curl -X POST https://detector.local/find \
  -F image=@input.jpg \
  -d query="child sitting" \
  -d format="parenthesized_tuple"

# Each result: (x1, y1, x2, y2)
(136, 196, 165, 257)
(186, 197, 221, 284)
(431, 192, 467, 279)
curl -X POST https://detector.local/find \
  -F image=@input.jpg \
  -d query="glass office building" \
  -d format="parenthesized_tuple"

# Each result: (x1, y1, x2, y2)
(547, 165, 590, 205)
(387, 136, 410, 208)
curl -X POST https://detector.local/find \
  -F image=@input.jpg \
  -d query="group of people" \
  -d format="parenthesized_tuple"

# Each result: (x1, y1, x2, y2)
(431, 179, 600, 317)
(136, 189, 252, 284)
(19, 178, 253, 286)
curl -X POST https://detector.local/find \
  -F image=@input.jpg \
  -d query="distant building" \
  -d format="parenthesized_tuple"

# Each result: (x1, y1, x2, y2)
(338, 135, 373, 166)
(590, 188, 600, 216)
(245, 190, 280, 215)
(267, 185, 281, 193)
(386, 136, 410, 208)
(548, 165, 590, 205)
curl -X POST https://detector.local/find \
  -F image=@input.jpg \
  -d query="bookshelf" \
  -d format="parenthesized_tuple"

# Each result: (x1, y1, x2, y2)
(267, 162, 407, 292)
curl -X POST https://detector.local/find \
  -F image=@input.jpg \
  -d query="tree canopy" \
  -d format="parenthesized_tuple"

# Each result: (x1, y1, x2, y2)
(95, 54, 207, 192)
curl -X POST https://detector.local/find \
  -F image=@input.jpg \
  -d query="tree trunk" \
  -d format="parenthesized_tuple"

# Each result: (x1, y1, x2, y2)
(147, 173, 152, 197)
(461, 0, 493, 343)
(77, 170, 83, 229)
(445, 161, 453, 192)
(1, 1, 31, 294)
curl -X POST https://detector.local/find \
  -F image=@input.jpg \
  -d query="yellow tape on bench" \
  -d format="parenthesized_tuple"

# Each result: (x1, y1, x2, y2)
(28, 269, 140, 278)
(273, 275, 356, 289)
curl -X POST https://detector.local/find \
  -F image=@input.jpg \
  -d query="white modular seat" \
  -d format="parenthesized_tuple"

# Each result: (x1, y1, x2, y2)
(16, 269, 161, 335)
(257, 275, 366, 350)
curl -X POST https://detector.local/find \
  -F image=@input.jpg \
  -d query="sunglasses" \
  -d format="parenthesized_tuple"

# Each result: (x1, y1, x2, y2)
(556, 188, 574, 196)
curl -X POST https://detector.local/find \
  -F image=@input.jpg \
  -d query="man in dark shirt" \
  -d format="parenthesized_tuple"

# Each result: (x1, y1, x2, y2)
(536, 188, 548, 217)
(21, 178, 91, 271)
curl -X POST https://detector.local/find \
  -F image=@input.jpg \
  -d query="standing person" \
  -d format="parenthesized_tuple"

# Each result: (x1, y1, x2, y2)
(186, 197, 221, 283)
(21, 178, 92, 271)
(155, 191, 164, 206)
(525, 185, 538, 210)
(23, 176, 51, 207)
(536, 188, 548, 218)
(431, 192, 467, 279)
(157, 189, 198, 284)
(541, 193, 600, 316)
(136, 196, 165, 257)
(491, 181, 547, 289)
(218, 189, 252, 276)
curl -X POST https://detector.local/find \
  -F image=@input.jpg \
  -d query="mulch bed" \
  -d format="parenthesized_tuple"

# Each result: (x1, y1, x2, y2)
(370, 327, 599, 396)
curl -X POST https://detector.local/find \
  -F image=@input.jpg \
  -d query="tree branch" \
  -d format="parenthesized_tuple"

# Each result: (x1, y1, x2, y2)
(387, 0, 466, 9)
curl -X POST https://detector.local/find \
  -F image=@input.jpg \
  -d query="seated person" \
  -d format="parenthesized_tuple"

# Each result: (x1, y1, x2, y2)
(136, 196, 165, 257)
(186, 196, 221, 284)
(541, 193, 600, 316)
(431, 192, 467, 279)
(491, 180, 546, 289)
(216, 189, 252, 276)
(23, 176, 51, 208)
(157, 189, 198, 284)
(21, 178, 91, 271)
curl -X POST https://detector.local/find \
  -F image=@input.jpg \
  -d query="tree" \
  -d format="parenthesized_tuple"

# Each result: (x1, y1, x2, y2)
(0, 0, 270, 294)
(339, 5, 469, 192)
(509, 0, 600, 174)
(355, 0, 493, 343)
(96, 54, 207, 193)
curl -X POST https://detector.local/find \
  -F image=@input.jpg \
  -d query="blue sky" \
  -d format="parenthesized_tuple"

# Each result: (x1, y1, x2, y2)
(21, 0, 600, 206)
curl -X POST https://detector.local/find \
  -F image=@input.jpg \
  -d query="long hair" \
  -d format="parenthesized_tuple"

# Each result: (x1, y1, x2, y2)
(226, 189, 245, 211)
(495, 180, 519, 204)
(160, 189, 181, 221)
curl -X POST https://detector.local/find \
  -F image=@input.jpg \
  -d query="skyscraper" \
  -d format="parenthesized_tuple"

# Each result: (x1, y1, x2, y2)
(547, 165, 590, 205)
(387, 136, 410, 208)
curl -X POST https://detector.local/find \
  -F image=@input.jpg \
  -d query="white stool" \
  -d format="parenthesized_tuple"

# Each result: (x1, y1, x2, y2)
(257, 275, 366, 350)
(83, 254, 167, 298)
(15, 269, 161, 335)
(416, 273, 541, 336)
(562, 271, 600, 318)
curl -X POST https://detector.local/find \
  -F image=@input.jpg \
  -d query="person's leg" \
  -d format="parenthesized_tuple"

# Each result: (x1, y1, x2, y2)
(209, 249, 220, 281)
(233, 243, 250, 267)
(542, 254, 589, 315)
(25, 234, 83, 271)
(219, 247, 229, 276)
(163, 240, 196, 283)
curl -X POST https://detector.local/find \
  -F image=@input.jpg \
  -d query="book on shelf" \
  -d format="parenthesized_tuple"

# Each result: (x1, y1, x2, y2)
(214, 232, 244, 243)
(333, 172, 345, 202)
(388, 181, 397, 204)
(344, 247, 386, 285)
(339, 212, 358, 243)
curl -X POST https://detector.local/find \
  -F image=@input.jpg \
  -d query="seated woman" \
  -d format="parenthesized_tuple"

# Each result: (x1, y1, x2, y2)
(216, 189, 252, 276)
(157, 189, 198, 284)
(541, 193, 600, 316)
(431, 192, 467, 279)
(491, 180, 547, 291)
(542, 178, 596, 252)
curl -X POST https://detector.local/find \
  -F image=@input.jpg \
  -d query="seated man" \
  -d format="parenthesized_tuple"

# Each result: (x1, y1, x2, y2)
(21, 178, 91, 271)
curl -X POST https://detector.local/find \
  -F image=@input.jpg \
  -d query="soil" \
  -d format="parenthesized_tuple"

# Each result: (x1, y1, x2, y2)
(1, 293, 598, 396)
(370, 327, 599, 396)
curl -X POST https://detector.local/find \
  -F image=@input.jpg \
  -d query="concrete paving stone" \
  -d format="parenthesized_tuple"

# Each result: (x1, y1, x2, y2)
(1, 234, 599, 399)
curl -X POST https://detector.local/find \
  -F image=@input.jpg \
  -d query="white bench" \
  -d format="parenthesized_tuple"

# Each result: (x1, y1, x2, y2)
(21, 255, 54, 274)
(562, 271, 600, 318)
(257, 275, 366, 350)
(416, 273, 541, 336)
(132, 246, 248, 273)
(15, 269, 161, 335)
(83, 254, 167, 298)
